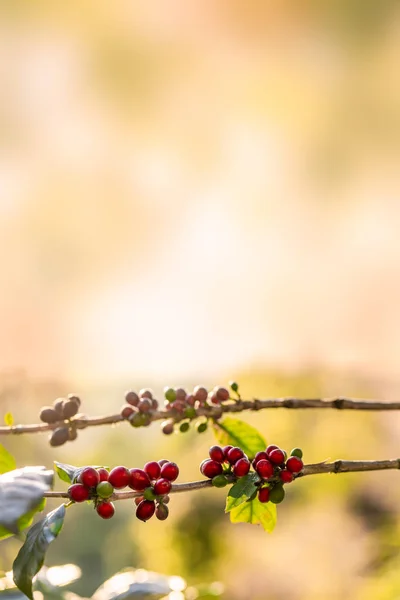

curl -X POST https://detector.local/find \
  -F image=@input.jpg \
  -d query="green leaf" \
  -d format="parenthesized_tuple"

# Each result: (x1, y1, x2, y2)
(4, 412, 14, 426)
(0, 499, 46, 541)
(229, 495, 277, 532)
(213, 418, 266, 459)
(0, 467, 53, 534)
(13, 504, 66, 599)
(225, 473, 260, 512)
(54, 462, 78, 484)
(0, 443, 16, 474)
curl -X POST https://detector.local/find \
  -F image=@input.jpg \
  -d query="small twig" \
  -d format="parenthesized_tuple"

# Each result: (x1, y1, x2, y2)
(42, 459, 400, 499)
(1, 398, 400, 436)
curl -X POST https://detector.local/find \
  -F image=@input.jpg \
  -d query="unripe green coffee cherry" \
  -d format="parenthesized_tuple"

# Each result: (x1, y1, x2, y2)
(212, 474, 229, 488)
(96, 481, 114, 499)
(143, 487, 157, 501)
(184, 407, 196, 419)
(164, 387, 177, 403)
(129, 412, 144, 428)
(179, 421, 190, 433)
(290, 447, 303, 459)
(229, 381, 239, 393)
(197, 421, 208, 433)
(269, 484, 285, 504)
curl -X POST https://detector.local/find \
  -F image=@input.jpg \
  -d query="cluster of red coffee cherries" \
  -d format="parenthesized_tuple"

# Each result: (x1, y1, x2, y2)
(200, 444, 304, 504)
(67, 460, 179, 521)
(39, 394, 82, 447)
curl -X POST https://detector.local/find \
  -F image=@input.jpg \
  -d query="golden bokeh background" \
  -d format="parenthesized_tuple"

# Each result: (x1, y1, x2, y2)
(1, 1, 400, 598)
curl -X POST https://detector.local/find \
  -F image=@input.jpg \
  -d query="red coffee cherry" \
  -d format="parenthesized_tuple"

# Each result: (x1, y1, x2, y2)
(125, 391, 139, 406)
(138, 399, 152, 413)
(193, 386, 208, 402)
(227, 447, 245, 465)
(255, 459, 274, 479)
(215, 387, 230, 402)
(280, 469, 294, 484)
(161, 420, 174, 435)
(233, 458, 251, 477)
(258, 487, 270, 503)
(268, 449, 286, 466)
(175, 388, 187, 400)
(210, 392, 220, 404)
(136, 499, 156, 521)
(158, 459, 169, 467)
(209, 446, 225, 463)
(129, 469, 151, 491)
(151, 398, 159, 410)
(286, 456, 304, 473)
(108, 466, 130, 489)
(96, 501, 115, 519)
(222, 445, 233, 460)
(68, 483, 90, 502)
(139, 388, 153, 400)
(186, 394, 196, 406)
(134, 495, 144, 506)
(121, 404, 136, 419)
(79, 467, 100, 488)
(266, 445, 279, 456)
(155, 503, 169, 521)
(160, 462, 179, 482)
(144, 461, 161, 480)
(254, 451, 269, 464)
(97, 468, 109, 482)
(153, 478, 172, 496)
(201, 459, 223, 478)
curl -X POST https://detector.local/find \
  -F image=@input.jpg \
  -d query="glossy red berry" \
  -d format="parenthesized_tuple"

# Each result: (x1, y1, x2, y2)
(209, 446, 225, 463)
(136, 499, 156, 521)
(138, 399, 152, 413)
(175, 388, 187, 400)
(79, 467, 100, 488)
(266, 445, 279, 456)
(121, 404, 136, 419)
(254, 451, 269, 464)
(216, 387, 230, 402)
(144, 461, 161, 480)
(139, 388, 153, 399)
(97, 468, 109, 482)
(233, 458, 251, 477)
(160, 461, 179, 482)
(269, 449, 286, 466)
(201, 459, 223, 478)
(256, 459, 274, 479)
(227, 447, 245, 465)
(96, 501, 115, 519)
(193, 386, 208, 402)
(258, 487, 270, 503)
(286, 456, 304, 473)
(129, 468, 151, 491)
(153, 478, 172, 495)
(108, 466, 130, 489)
(222, 445, 233, 460)
(279, 469, 294, 484)
(68, 483, 90, 502)
(125, 391, 139, 406)
(134, 495, 144, 506)
(210, 392, 220, 404)
(155, 503, 169, 521)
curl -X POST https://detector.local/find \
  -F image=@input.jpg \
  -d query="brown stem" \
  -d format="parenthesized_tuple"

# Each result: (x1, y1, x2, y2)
(1, 398, 400, 436)
(43, 458, 400, 499)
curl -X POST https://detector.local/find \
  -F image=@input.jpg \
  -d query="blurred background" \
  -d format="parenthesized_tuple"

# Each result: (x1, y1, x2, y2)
(1, 1, 400, 598)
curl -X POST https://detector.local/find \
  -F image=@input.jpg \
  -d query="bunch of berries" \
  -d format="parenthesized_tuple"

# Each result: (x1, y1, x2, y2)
(161, 384, 234, 435)
(200, 444, 304, 504)
(120, 389, 159, 428)
(67, 460, 179, 522)
(39, 394, 82, 447)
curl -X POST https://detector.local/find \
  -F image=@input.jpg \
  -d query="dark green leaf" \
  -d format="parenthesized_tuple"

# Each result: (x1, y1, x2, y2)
(0, 444, 16, 474)
(0, 499, 46, 541)
(213, 418, 266, 459)
(225, 473, 260, 512)
(229, 495, 277, 532)
(0, 467, 53, 534)
(13, 504, 66, 599)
